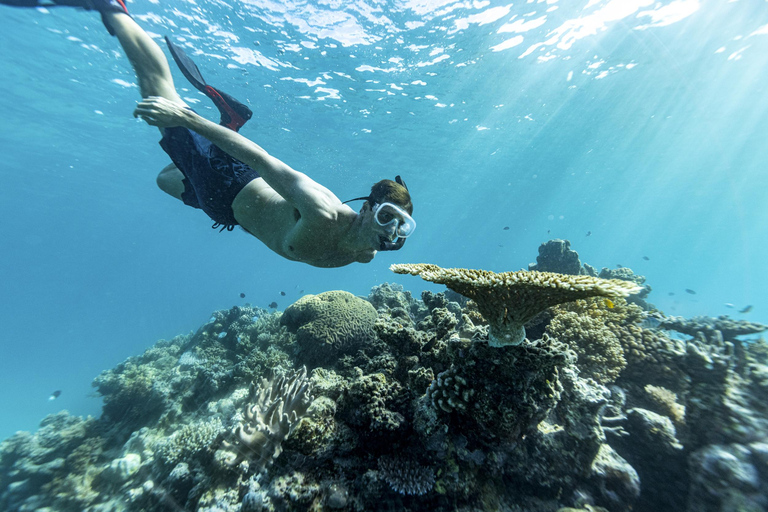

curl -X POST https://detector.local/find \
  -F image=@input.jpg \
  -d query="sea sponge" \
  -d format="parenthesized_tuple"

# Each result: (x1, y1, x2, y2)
(391, 263, 642, 347)
(281, 290, 378, 366)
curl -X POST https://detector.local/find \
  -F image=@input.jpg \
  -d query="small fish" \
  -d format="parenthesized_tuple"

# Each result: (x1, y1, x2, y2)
(240, 293, 246, 299)
(280, 291, 286, 296)
(268, 301, 278, 309)
(739, 305, 753, 313)
(586, 231, 591, 237)
(642, 256, 650, 261)
(668, 292, 675, 296)
(724, 303, 735, 309)
(299, 290, 305, 294)
(616, 264, 623, 268)
(603, 298, 614, 309)
(685, 289, 696, 295)
(49, 390, 61, 401)
(503, 226, 510, 230)
(547, 230, 551, 234)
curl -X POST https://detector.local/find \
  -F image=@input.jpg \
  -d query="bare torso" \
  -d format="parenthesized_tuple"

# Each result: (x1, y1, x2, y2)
(231, 178, 377, 268)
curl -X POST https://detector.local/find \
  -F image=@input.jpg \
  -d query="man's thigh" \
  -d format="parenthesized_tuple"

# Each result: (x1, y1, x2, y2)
(156, 163, 185, 200)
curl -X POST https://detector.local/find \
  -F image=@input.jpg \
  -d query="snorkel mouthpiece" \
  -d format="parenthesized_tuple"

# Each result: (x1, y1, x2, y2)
(379, 236, 406, 251)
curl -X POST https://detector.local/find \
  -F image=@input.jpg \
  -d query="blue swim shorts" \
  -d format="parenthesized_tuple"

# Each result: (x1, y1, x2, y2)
(160, 127, 260, 231)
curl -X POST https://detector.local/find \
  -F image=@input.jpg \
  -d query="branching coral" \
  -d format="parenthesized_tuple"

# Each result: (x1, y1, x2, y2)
(156, 418, 225, 468)
(391, 263, 642, 347)
(216, 367, 314, 469)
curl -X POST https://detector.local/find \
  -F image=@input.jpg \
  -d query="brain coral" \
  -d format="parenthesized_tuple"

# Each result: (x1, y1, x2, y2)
(281, 291, 378, 366)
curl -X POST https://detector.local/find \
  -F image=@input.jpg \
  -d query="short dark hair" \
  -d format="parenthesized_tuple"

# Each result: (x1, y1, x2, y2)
(366, 179, 413, 215)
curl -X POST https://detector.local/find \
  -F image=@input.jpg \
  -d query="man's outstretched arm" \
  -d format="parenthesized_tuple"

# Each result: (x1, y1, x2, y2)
(134, 96, 340, 216)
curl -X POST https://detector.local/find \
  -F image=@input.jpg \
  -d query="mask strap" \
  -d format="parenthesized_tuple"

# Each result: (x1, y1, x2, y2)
(342, 196, 371, 205)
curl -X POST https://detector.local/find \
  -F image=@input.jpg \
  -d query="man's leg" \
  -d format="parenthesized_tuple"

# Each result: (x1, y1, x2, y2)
(156, 163, 185, 200)
(103, 11, 185, 105)
(102, 11, 189, 197)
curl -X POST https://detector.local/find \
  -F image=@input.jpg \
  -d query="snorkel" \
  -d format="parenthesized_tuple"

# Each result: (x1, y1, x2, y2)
(343, 175, 412, 251)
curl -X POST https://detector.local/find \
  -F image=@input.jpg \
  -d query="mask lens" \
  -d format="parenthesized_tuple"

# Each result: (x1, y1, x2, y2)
(374, 203, 416, 238)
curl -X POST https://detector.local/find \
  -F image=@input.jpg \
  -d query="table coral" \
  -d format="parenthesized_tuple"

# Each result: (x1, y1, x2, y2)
(657, 314, 767, 342)
(391, 263, 642, 347)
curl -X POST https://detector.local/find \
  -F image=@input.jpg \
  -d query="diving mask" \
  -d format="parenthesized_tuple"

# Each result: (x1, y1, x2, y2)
(372, 202, 416, 238)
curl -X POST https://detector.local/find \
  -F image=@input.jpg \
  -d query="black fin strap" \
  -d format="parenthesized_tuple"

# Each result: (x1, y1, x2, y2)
(212, 222, 235, 232)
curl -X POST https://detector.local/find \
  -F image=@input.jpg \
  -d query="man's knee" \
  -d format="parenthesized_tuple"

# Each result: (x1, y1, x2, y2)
(157, 164, 185, 200)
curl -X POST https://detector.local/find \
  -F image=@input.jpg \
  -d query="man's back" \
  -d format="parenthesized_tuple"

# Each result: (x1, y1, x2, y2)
(232, 178, 376, 268)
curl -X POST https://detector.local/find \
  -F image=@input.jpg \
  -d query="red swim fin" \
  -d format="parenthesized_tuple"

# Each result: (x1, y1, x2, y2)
(165, 36, 253, 132)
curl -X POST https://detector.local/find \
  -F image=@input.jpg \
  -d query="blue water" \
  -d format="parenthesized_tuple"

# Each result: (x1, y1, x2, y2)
(1, 0, 767, 441)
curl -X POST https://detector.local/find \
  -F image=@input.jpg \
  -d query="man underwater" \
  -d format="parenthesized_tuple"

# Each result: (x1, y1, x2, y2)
(1, 0, 415, 268)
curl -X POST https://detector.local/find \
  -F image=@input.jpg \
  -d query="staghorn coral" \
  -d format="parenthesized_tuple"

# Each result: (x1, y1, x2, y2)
(281, 290, 378, 367)
(215, 367, 314, 469)
(391, 263, 642, 347)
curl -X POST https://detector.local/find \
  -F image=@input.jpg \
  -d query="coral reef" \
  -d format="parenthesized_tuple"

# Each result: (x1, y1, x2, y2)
(391, 263, 642, 346)
(2, 242, 767, 512)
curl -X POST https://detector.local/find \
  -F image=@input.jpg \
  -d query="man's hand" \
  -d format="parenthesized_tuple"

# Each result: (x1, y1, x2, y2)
(133, 96, 192, 128)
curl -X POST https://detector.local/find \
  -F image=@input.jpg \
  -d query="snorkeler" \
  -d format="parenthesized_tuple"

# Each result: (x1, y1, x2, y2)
(0, 0, 415, 268)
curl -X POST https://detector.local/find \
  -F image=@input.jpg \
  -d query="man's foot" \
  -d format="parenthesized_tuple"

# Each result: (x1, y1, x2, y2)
(83, 0, 130, 36)
(0, 0, 130, 35)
